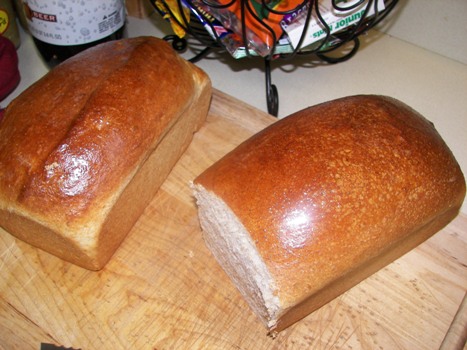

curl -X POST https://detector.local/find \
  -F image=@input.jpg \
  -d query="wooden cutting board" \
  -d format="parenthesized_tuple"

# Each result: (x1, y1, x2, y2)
(1, 90, 466, 350)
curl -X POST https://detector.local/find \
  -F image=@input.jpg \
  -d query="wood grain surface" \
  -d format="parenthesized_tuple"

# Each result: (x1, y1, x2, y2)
(1, 90, 466, 350)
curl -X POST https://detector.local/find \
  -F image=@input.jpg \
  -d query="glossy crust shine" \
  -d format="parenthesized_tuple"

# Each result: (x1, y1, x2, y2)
(0, 37, 212, 270)
(194, 95, 465, 332)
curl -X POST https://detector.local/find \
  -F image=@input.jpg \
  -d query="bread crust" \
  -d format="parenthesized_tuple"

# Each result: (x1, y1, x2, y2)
(194, 95, 465, 331)
(0, 37, 212, 269)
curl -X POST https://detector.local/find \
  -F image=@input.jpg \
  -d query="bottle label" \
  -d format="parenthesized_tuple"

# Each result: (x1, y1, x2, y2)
(24, 0, 125, 45)
(0, 8, 10, 35)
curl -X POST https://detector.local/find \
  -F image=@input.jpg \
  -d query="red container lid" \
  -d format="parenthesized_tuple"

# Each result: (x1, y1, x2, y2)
(0, 36, 20, 101)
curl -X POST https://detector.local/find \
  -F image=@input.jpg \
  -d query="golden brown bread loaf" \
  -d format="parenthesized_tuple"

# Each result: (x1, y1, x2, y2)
(193, 95, 465, 333)
(0, 36, 212, 270)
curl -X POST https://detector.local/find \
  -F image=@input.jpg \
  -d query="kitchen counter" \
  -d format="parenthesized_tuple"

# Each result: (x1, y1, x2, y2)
(3, 14, 467, 213)
(1, 13, 466, 350)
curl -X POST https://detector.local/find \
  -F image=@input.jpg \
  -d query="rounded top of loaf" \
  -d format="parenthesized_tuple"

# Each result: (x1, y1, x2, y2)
(0, 36, 210, 235)
(195, 95, 466, 309)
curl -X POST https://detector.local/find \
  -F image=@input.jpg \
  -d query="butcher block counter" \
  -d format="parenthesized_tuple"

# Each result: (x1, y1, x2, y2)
(1, 89, 466, 350)
(2, 11, 467, 350)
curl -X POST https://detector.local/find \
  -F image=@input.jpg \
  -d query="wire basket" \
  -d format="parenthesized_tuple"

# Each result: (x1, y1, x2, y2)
(149, 0, 399, 116)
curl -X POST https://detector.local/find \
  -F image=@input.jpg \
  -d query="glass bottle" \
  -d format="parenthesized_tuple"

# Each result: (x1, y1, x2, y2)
(24, 0, 126, 68)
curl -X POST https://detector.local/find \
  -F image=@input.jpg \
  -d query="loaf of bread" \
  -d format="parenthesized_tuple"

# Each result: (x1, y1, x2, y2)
(0, 36, 212, 270)
(193, 95, 465, 333)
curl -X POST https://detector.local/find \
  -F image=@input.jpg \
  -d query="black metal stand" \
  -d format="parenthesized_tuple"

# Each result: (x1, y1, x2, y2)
(153, 0, 399, 117)
(264, 58, 279, 116)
